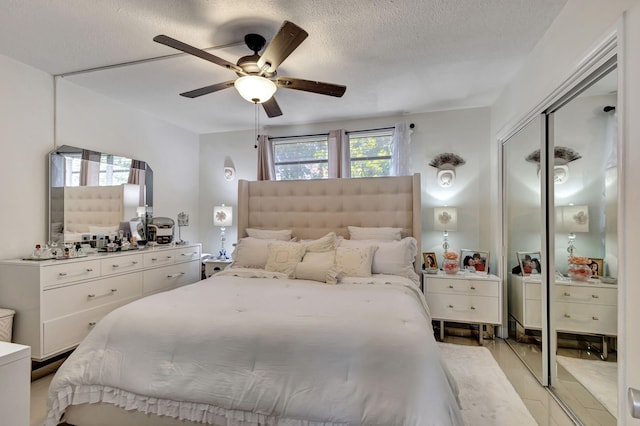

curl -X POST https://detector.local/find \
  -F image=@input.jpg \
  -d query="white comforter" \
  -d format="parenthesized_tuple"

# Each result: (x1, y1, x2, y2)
(46, 272, 463, 426)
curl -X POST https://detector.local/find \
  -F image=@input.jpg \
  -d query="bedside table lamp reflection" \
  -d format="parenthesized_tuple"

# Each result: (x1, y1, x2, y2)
(434, 206, 457, 253)
(213, 205, 233, 260)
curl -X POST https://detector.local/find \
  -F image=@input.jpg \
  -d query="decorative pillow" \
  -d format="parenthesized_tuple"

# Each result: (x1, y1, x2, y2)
(264, 241, 306, 277)
(295, 251, 339, 284)
(335, 245, 378, 277)
(348, 226, 402, 241)
(339, 237, 419, 285)
(88, 225, 118, 236)
(246, 228, 292, 241)
(301, 232, 338, 253)
(229, 237, 272, 269)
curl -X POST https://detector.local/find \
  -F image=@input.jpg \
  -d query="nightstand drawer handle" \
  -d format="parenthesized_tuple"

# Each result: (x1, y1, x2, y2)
(563, 292, 571, 297)
(167, 272, 185, 278)
(592, 316, 599, 321)
(470, 306, 476, 310)
(564, 314, 571, 318)
(592, 294, 599, 299)
(470, 286, 476, 290)
(447, 304, 476, 311)
(88, 322, 97, 328)
(87, 289, 117, 299)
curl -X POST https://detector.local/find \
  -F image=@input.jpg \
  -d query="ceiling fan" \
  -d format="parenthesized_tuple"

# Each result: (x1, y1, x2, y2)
(153, 20, 346, 118)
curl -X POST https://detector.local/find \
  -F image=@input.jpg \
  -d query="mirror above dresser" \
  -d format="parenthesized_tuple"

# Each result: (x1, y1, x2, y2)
(48, 145, 153, 244)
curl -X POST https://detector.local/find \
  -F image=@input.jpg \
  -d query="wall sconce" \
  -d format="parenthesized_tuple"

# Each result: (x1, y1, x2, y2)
(434, 207, 458, 252)
(526, 147, 581, 185)
(224, 156, 236, 181)
(429, 153, 465, 187)
(213, 204, 233, 260)
(556, 204, 589, 257)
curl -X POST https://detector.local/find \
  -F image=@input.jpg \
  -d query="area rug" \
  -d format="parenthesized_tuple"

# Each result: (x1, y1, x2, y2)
(557, 355, 617, 417)
(437, 342, 536, 425)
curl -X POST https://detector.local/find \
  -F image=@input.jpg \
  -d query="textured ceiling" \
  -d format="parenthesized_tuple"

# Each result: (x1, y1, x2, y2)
(0, 0, 567, 134)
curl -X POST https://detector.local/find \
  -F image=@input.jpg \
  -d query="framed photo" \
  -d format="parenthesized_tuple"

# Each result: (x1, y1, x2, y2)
(516, 251, 542, 276)
(460, 249, 489, 274)
(587, 257, 603, 277)
(423, 252, 438, 269)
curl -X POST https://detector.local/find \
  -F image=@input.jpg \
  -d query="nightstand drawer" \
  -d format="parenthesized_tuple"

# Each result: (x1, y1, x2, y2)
(556, 302, 617, 335)
(42, 272, 143, 320)
(426, 277, 498, 297)
(426, 293, 501, 324)
(555, 285, 616, 306)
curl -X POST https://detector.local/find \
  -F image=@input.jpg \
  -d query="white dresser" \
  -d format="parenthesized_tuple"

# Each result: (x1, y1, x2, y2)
(509, 274, 617, 356)
(423, 272, 502, 344)
(0, 244, 201, 361)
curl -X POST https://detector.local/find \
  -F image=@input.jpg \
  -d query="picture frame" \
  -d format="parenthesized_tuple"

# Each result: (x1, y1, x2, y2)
(460, 249, 489, 274)
(516, 251, 542, 276)
(423, 252, 438, 269)
(587, 257, 603, 277)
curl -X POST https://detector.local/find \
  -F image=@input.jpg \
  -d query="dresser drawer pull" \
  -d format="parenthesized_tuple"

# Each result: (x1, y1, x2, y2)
(58, 268, 93, 277)
(167, 272, 185, 278)
(88, 322, 97, 328)
(564, 314, 571, 318)
(563, 292, 571, 297)
(447, 304, 476, 311)
(112, 261, 138, 268)
(470, 286, 476, 290)
(592, 294, 599, 299)
(592, 316, 599, 321)
(181, 252, 198, 257)
(87, 289, 117, 299)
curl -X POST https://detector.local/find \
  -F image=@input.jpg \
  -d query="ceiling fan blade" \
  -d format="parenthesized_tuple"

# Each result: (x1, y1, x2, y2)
(257, 21, 308, 74)
(262, 97, 283, 118)
(179, 81, 236, 98)
(153, 34, 244, 74)
(276, 77, 346, 97)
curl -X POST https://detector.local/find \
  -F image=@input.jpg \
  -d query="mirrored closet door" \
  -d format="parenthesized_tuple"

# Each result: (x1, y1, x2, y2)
(548, 65, 618, 426)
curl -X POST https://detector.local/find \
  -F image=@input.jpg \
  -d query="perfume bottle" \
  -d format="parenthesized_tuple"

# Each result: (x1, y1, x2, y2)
(32, 244, 42, 258)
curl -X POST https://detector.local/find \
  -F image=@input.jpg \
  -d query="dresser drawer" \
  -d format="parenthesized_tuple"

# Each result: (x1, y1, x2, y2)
(143, 250, 177, 268)
(42, 297, 137, 357)
(555, 285, 616, 306)
(175, 246, 201, 263)
(42, 272, 143, 320)
(143, 262, 194, 295)
(42, 260, 102, 288)
(100, 254, 144, 276)
(556, 302, 617, 335)
(426, 293, 501, 324)
(426, 278, 498, 297)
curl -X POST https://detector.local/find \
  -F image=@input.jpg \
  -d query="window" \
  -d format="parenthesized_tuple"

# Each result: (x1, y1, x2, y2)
(273, 136, 329, 180)
(347, 129, 393, 178)
(65, 153, 132, 186)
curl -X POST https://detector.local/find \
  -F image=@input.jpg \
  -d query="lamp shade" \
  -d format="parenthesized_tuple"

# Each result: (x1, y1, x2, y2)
(434, 207, 458, 231)
(213, 205, 233, 227)
(556, 205, 589, 233)
(234, 76, 277, 103)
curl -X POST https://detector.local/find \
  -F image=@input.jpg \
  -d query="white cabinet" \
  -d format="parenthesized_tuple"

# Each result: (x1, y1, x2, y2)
(423, 272, 502, 344)
(509, 274, 617, 336)
(0, 342, 30, 426)
(0, 244, 201, 361)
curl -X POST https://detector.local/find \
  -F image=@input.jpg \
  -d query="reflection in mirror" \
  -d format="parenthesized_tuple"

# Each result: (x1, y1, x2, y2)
(49, 145, 153, 244)
(503, 114, 547, 384)
(549, 68, 617, 425)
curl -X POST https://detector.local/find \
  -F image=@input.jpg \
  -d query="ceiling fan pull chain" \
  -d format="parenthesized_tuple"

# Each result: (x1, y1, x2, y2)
(254, 102, 259, 148)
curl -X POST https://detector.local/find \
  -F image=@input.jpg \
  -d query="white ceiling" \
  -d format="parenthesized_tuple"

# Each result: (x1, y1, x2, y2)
(0, 0, 567, 134)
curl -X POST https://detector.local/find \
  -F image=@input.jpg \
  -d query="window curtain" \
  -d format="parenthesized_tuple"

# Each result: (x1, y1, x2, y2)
(328, 129, 350, 178)
(390, 122, 412, 176)
(128, 160, 146, 206)
(80, 149, 100, 186)
(256, 135, 276, 181)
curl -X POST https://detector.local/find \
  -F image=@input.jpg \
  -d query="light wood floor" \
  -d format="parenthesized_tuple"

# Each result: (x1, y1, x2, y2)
(30, 336, 576, 426)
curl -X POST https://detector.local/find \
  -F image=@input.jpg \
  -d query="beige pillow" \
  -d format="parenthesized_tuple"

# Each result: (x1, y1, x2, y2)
(348, 226, 402, 241)
(301, 232, 337, 253)
(265, 241, 306, 277)
(335, 245, 378, 277)
(295, 251, 338, 284)
(229, 237, 271, 269)
(246, 228, 293, 241)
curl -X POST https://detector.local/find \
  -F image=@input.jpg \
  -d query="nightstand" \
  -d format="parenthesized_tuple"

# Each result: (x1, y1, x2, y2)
(0, 342, 30, 426)
(423, 271, 502, 344)
(203, 259, 232, 278)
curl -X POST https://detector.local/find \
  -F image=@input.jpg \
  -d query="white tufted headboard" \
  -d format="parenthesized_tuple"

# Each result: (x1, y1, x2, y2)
(237, 174, 422, 276)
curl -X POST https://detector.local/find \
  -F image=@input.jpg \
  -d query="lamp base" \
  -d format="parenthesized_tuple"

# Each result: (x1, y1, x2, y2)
(216, 249, 229, 261)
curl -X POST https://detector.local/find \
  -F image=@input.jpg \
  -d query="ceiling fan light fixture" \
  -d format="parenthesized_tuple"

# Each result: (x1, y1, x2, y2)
(234, 75, 277, 104)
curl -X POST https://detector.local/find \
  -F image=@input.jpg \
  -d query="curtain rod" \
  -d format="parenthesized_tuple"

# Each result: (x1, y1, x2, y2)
(267, 123, 415, 141)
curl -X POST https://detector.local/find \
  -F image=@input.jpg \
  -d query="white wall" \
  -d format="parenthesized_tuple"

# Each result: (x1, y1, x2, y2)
(491, 0, 640, 422)
(199, 107, 495, 270)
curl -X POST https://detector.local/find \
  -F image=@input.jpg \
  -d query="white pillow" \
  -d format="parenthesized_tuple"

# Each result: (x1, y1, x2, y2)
(295, 251, 339, 284)
(335, 245, 378, 277)
(265, 241, 306, 277)
(301, 232, 337, 253)
(246, 228, 292, 241)
(348, 226, 402, 241)
(229, 237, 272, 269)
(89, 225, 118, 236)
(339, 237, 419, 284)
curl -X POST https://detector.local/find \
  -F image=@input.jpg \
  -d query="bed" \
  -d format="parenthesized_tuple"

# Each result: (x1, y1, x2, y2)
(46, 174, 463, 426)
